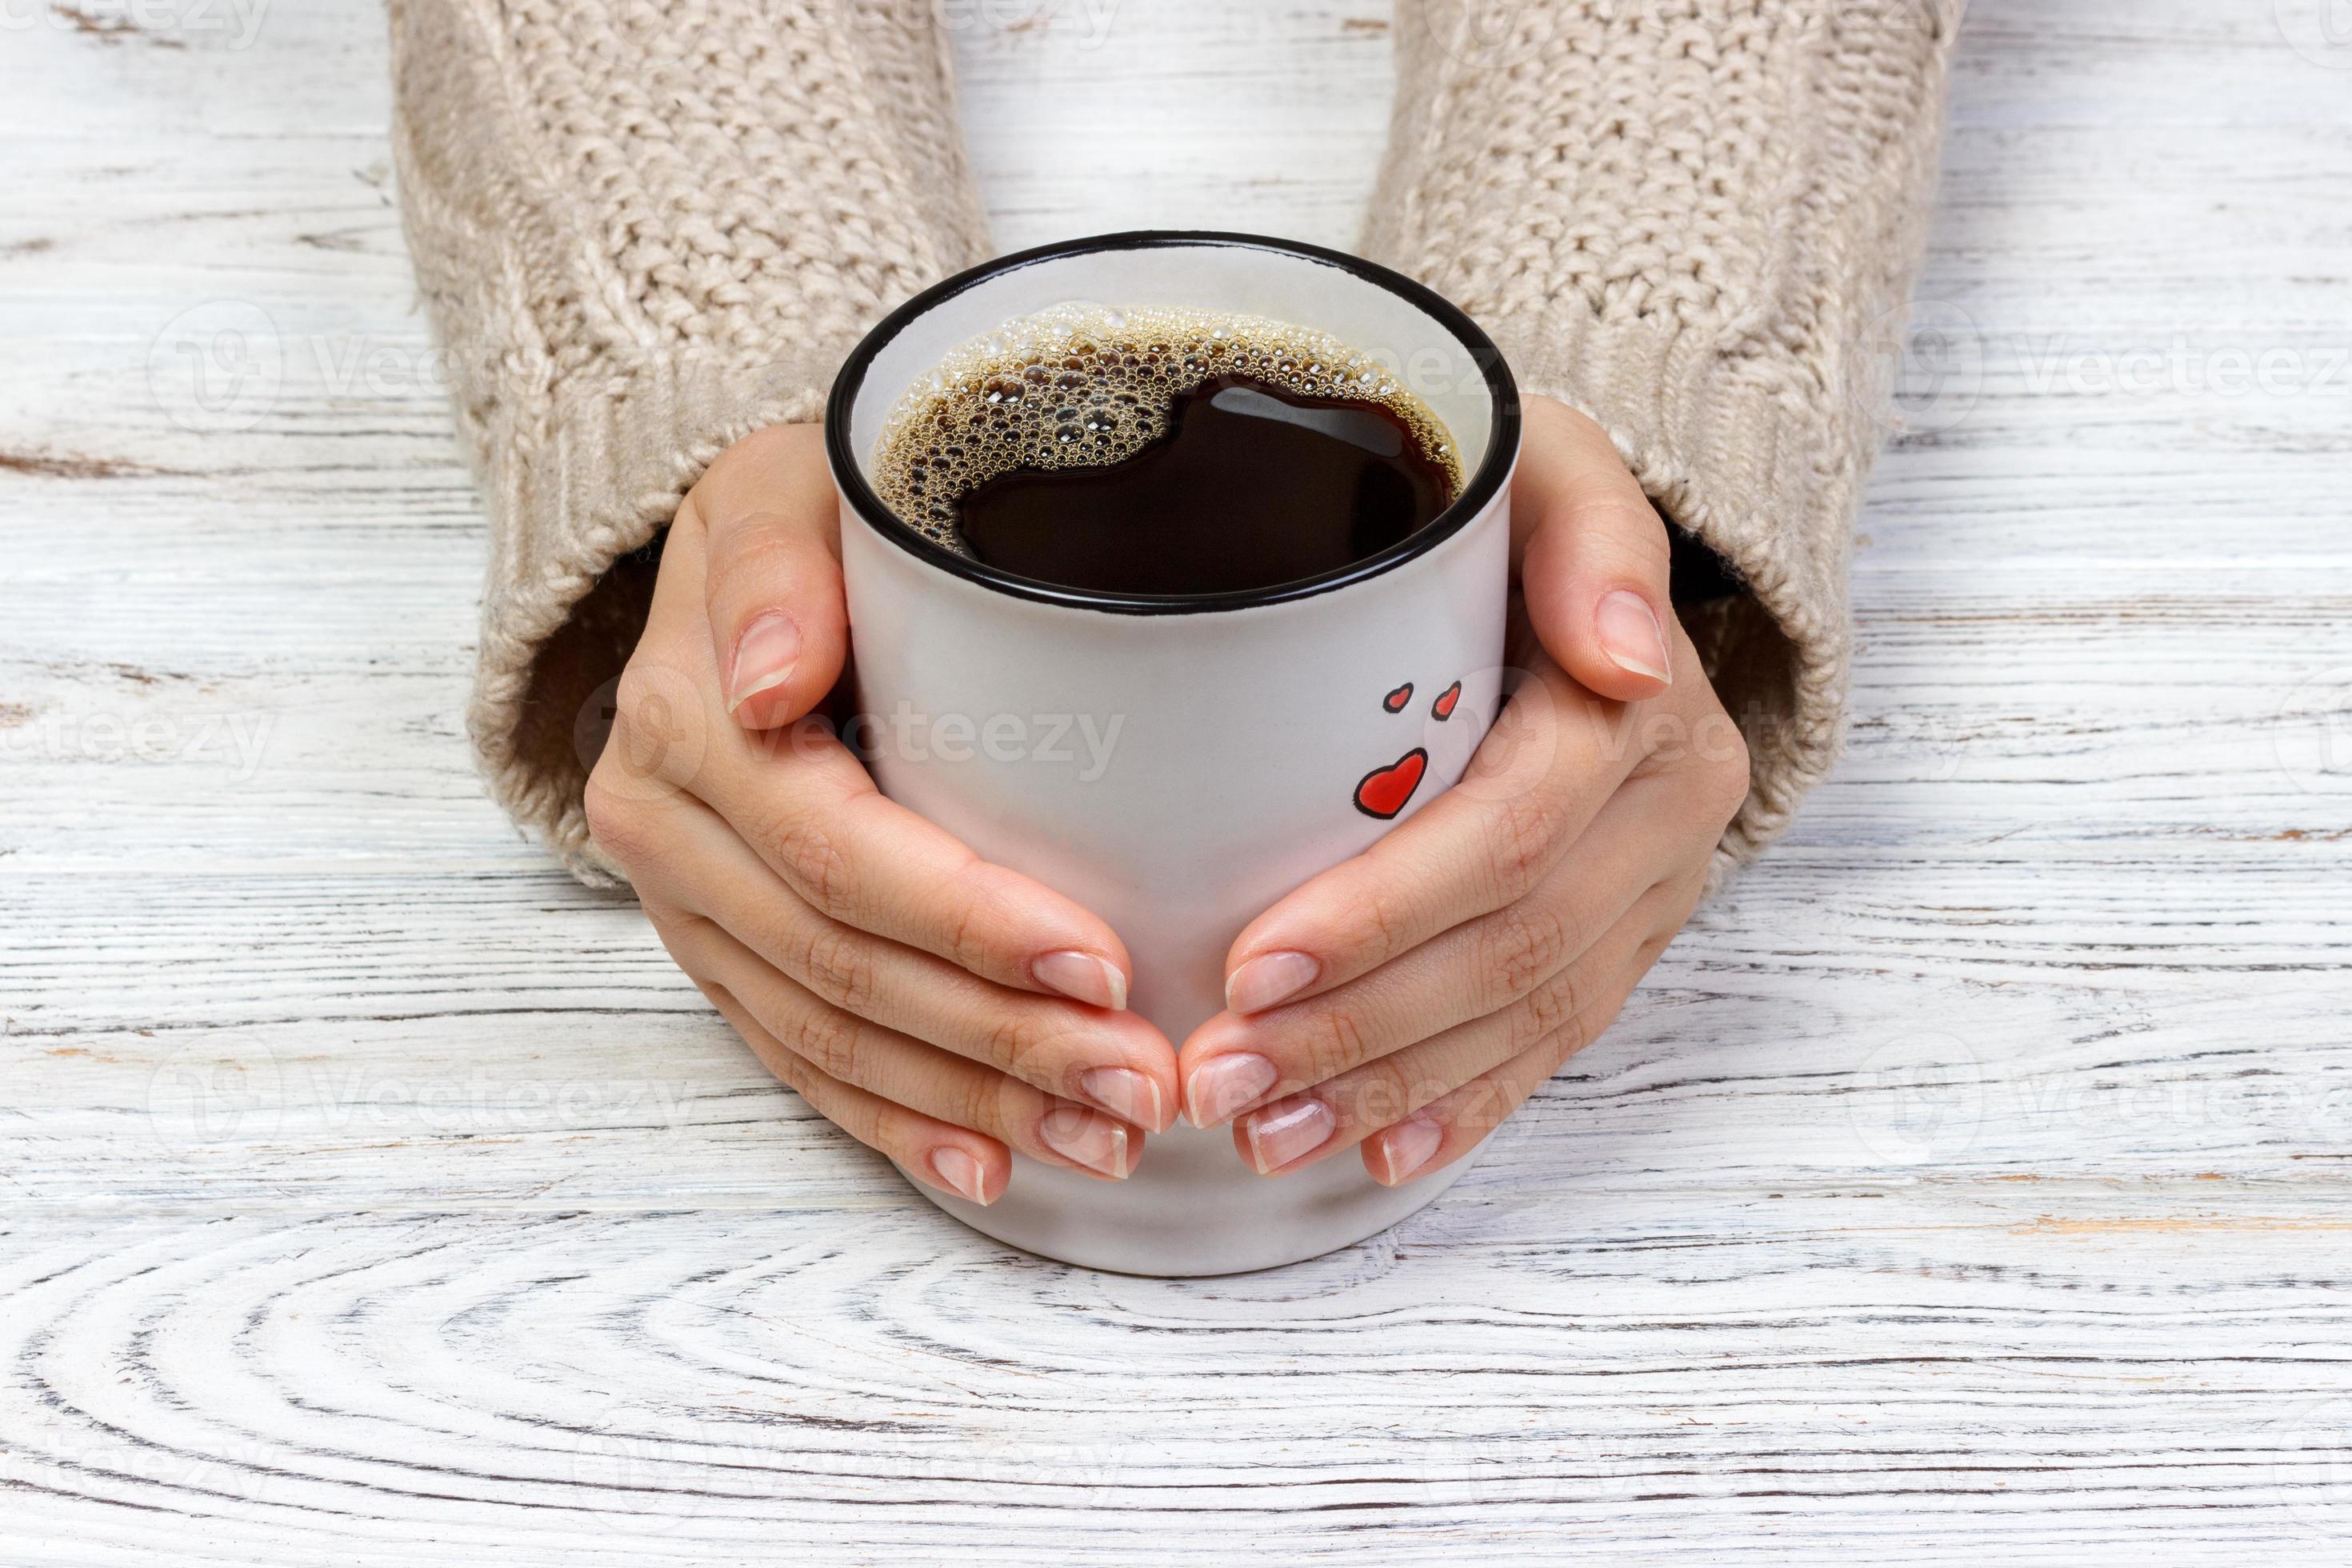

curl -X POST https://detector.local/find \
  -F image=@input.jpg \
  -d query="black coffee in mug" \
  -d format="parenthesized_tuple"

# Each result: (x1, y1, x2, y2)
(868, 306, 1462, 596)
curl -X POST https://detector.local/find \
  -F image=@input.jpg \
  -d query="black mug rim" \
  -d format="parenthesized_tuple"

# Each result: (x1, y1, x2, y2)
(824, 230, 1522, 616)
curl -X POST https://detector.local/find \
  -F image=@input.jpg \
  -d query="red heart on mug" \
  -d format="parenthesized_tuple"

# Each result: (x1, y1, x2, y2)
(1353, 747, 1428, 820)
(1383, 682, 1414, 713)
(1430, 680, 1462, 721)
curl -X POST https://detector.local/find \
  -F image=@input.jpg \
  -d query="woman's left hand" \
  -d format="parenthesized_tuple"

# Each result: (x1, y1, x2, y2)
(1176, 396, 1753, 1185)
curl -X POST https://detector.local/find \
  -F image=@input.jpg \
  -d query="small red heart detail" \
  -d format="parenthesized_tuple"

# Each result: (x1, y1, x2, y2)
(1383, 682, 1414, 713)
(1353, 747, 1428, 820)
(1430, 680, 1462, 721)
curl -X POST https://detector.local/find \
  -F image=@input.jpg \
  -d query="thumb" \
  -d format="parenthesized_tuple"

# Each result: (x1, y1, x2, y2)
(691, 423, 850, 732)
(1514, 398, 1677, 703)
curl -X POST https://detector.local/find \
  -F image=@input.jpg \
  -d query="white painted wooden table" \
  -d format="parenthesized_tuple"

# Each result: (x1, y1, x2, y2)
(4, 1, 2350, 1559)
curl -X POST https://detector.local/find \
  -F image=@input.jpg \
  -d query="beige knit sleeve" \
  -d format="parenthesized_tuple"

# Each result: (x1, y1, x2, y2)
(1365, 0, 1962, 871)
(388, 0, 990, 883)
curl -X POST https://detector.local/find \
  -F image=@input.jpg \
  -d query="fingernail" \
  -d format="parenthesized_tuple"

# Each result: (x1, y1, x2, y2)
(726, 612, 802, 712)
(1079, 1066, 1163, 1131)
(1040, 1106, 1130, 1179)
(1596, 590, 1671, 684)
(1243, 1098, 1336, 1174)
(927, 1146, 990, 1205)
(1034, 950, 1129, 1010)
(1376, 1115, 1443, 1186)
(1186, 1053, 1278, 1129)
(1226, 951, 1319, 1015)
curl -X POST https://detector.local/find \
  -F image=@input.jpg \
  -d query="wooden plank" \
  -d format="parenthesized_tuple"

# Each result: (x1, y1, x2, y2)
(1, 0, 2348, 1558)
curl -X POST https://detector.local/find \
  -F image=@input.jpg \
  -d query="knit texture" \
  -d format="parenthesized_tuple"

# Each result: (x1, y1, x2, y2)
(388, 0, 991, 882)
(1367, 0, 1961, 875)
(392, 0, 1957, 885)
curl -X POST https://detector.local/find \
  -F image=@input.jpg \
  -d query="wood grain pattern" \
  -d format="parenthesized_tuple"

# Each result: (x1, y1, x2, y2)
(2, 0, 2350, 1559)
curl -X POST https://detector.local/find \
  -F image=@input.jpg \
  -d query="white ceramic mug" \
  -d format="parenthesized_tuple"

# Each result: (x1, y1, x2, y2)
(826, 232, 1520, 1275)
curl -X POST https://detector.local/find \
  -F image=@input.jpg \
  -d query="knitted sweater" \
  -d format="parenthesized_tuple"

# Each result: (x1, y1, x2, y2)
(389, 0, 1959, 886)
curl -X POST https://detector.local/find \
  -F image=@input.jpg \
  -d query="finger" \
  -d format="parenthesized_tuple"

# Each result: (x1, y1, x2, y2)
(661, 907, 1143, 1181)
(1514, 396, 1677, 702)
(722, 730, 1140, 1009)
(1229, 875, 1686, 1175)
(607, 514, 1141, 1012)
(692, 971, 1011, 1207)
(1362, 872, 1705, 1186)
(617, 782, 1177, 1130)
(1218, 646, 1655, 1020)
(1185, 766, 1708, 1127)
(688, 423, 851, 730)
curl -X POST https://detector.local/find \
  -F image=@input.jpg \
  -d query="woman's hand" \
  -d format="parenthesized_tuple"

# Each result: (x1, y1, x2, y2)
(583, 425, 1178, 1209)
(1178, 398, 1751, 1186)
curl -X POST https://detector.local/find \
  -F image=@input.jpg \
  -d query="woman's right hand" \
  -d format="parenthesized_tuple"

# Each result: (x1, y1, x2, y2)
(583, 424, 1176, 1207)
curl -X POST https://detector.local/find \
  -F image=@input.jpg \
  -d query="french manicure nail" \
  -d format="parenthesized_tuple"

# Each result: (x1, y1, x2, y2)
(727, 611, 803, 712)
(1186, 1052, 1278, 1128)
(1034, 950, 1130, 1010)
(928, 1146, 990, 1205)
(1378, 1116, 1443, 1186)
(1595, 590, 1671, 684)
(1243, 1098, 1336, 1174)
(1226, 951, 1319, 1015)
(1080, 1066, 1162, 1130)
(1039, 1106, 1130, 1178)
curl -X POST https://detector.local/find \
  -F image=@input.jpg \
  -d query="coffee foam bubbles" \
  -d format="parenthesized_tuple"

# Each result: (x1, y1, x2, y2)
(868, 303, 1462, 552)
